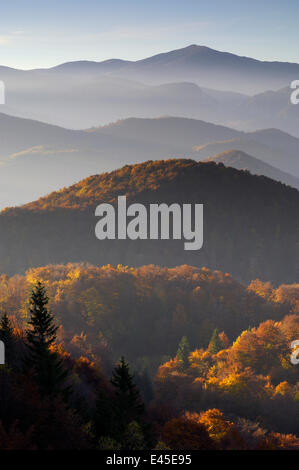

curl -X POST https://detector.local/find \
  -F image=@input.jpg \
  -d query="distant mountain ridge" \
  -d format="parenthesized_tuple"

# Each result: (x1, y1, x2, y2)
(206, 150, 299, 189)
(0, 114, 298, 208)
(48, 44, 299, 94)
(0, 45, 299, 131)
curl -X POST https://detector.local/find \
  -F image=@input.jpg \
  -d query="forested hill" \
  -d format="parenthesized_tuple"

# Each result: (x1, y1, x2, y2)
(1, 159, 298, 283)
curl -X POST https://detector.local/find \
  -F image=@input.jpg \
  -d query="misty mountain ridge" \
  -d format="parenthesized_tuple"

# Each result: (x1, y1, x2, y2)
(0, 113, 298, 208)
(206, 149, 299, 189)
(0, 45, 299, 132)
(47, 44, 299, 94)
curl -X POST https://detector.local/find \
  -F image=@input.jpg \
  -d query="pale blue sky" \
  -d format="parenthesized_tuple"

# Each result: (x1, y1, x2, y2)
(1, 0, 299, 69)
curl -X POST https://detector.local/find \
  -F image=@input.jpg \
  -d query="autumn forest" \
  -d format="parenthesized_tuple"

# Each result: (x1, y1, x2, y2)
(0, 260, 298, 449)
(0, 3, 299, 452)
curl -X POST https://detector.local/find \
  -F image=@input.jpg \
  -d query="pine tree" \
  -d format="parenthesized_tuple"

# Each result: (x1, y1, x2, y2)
(111, 357, 145, 437)
(208, 328, 223, 354)
(177, 335, 190, 369)
(25, 281, 68, 397)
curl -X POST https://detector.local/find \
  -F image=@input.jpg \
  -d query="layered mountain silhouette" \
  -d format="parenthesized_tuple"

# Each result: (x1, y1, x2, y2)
(0, 114, 298, 208)
(49, 44, 299, 94)
(230, 87, 299, 137)
(193, 128, 299, 176)
(0, 45, 299, 132)
(206, 150, 299, 189)
(0, 159, 298, 285)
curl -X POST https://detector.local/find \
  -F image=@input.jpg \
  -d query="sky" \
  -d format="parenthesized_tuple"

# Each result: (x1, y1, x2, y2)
(1, 0, 299, 69)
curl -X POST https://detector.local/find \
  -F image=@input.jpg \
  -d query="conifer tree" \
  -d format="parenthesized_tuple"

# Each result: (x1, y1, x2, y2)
(177, 335, 190, 369)
(111, 357, 145, 436)
(208, 328, 223, 354)
(25, 281, 68, 397)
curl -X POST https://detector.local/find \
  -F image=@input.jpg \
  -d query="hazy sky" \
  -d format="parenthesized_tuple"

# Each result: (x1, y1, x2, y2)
(1, 0, 299, 69)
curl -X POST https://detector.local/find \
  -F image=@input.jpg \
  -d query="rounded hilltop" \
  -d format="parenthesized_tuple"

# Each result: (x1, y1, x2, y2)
(4, 158, 298, 213)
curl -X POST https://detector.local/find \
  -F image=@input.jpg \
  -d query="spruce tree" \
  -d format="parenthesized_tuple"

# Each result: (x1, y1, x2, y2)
(177, 335, 190, 369)
(111, 357, 145, 436)
(208, 328, 223, 354)
(25, 281, 68, 397)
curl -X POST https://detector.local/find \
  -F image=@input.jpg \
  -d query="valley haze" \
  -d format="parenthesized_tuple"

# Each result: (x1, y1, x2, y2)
(0, 0, 298, 451)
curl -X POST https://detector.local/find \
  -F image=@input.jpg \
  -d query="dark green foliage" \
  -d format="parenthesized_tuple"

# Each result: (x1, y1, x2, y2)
(176, 335, 190, 369)
(26, 282, 57, 348)
(94, 357, 150, 448)
(208, 328, 223, 354)
(111, 357, 145, 436)
(25, 281, 68, 397)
